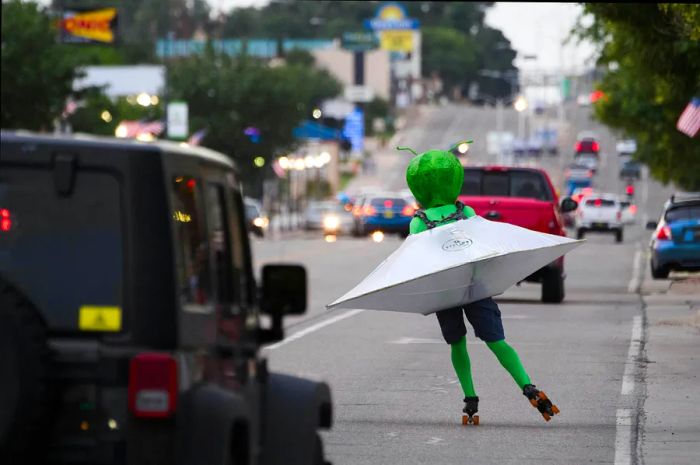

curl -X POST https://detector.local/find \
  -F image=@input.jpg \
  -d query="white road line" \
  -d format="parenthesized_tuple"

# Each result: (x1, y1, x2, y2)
(614, 316, 643, 465)
(614, 408, 633, 465)
(621, 316, 643, 395)
(627, 248, 643, 293)
(265, 309, 364, 350)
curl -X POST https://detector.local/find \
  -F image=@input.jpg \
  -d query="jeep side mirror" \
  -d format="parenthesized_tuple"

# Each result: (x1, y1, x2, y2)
(560, 197, 578, 213)
(261, 264, 307, 316)
(646, 221, 657, 230)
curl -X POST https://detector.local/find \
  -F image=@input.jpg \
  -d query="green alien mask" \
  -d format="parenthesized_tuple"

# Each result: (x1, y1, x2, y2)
(402, 141, 471, 209)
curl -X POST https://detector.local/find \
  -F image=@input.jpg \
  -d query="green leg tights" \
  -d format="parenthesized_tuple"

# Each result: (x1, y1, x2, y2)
(486, 339, 531, 389)
(450, 336, 476, 397)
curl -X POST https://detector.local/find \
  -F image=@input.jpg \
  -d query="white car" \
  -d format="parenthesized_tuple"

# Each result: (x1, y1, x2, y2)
(575, 194, 625, 242)
(616, 139, 637, 155)
(575, 153, 599, 173)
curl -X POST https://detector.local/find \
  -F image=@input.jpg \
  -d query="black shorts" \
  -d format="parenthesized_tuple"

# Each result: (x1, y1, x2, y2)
(435, 297, 505, 344)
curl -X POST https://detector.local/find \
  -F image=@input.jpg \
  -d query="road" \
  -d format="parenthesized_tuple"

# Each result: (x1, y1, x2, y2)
(252, 103, 676, 464)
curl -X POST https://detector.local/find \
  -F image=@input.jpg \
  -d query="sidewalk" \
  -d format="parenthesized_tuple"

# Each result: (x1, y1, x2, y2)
(640, 272, 700, 464)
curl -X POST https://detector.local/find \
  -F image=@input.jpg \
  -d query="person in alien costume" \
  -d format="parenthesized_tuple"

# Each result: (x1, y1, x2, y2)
(401, 142, 560, 424)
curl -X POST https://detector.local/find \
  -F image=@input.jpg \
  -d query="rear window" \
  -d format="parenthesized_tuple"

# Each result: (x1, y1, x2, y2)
(585, 199, 616, 207)
(462, 169, 552, 201)
(370, 198, 406, 208)
(0, 167, 123, 332)
(666, 204, 700, 222)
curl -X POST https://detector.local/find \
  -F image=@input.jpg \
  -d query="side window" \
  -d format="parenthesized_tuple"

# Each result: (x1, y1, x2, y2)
(205, 184, 234, 304)
(171, 177, 211, 306)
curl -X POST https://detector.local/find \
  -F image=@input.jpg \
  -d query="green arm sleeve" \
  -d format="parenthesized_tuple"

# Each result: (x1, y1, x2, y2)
(409, 216, 426, 235)
(463, 205, 476, 218)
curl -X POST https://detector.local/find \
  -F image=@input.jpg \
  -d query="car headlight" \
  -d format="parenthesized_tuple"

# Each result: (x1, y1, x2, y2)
(323, 215, 340, 230)
(253, 217, 268, 228)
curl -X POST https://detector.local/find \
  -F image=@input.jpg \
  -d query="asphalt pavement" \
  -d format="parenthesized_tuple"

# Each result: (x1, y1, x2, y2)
(250, 103, 697, 464)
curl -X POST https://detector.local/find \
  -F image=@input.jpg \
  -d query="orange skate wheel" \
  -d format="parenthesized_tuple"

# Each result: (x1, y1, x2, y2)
(462, 415, 469, 425)
(472, 415, 480, 425)
(543, 413, 551, 421)
(530, 399, 538, 408)
(552, 405, 560, 414)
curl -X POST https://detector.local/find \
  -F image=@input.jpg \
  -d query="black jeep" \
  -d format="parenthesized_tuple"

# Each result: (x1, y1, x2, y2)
(0, 131, 332, 465)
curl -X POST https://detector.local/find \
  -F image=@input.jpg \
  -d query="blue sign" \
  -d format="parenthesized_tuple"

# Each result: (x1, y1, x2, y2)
(343, 108, 365, 153)
(363, 2, 420, 31)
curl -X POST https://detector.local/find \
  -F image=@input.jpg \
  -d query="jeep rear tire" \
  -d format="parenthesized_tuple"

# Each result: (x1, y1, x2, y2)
(0, 279, 51, 462)
(576, 229, 585, 239)
(615, 229, 623, 243)
(541, 268, 565, 303)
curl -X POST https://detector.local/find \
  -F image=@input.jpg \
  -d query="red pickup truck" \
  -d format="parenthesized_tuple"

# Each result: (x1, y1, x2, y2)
(458, 166, 578, 303)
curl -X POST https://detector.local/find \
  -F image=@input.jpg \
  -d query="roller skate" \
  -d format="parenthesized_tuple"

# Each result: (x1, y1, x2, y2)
(523, 384, 559, 422)
(461, 396, 479, 425)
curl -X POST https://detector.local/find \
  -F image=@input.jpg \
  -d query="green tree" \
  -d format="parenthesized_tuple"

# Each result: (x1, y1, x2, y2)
(166, 46, 341, 193)
(1, 0, 79, 130)
(422, 27, 477, 96)
(575, 3, 700, 190)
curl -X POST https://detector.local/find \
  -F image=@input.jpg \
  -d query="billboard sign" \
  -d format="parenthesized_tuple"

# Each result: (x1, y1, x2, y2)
(59, 8, 118, 44)
(363, 3, 419, 31)
(167, 102, 189, 140)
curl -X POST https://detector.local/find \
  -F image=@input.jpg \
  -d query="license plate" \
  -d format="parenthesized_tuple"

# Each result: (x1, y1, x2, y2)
(384, 211, 394, 219)
(593, 222, 607, 228)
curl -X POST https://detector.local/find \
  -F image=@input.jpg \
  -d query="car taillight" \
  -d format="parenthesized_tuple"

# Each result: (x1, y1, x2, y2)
(402, 205, 415, 216)
(352, 206, 361, 216)
(656, 225, 672, 241)
(626, 185, 634, 195)
(384, 200, 393, 208)
(128, 353, 178, 419)
(594, 199, 602, 207)
(629, 205, 637, 214)
(0, 209, 11, 232)
(575, 142, 582, 152)
(592, 141, 600, 152)
(363, 205, 376, 216)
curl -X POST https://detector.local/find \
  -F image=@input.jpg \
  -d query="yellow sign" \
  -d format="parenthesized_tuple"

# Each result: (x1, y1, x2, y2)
(61, 8, 117, 44)
(79, 306, 122, 332)
(380, 30, 414, 52)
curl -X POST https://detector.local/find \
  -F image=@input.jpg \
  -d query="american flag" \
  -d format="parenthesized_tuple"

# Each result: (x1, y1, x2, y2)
(676, 97, 700, 138)
(117, 120, 165, 138)
(187, 128, 208, 146)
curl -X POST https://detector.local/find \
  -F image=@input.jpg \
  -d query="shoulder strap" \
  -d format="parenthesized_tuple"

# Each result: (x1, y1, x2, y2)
(413, 209, 438, 229)
(414, 202, 468, 229)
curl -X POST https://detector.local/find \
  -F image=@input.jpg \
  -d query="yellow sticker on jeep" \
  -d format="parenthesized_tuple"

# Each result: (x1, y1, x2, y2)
(79, 306, 122, 332)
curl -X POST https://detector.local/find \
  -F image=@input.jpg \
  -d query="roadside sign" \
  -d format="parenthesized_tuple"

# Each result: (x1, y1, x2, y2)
(342, 32, 379, 52)
(344, 86, 375, 103)
(167, 102, 188, 140)
(363, 3, 420, 31)
(343, 108, 365, 153)
(380, 30, 414, 52)
(59, 8, 118, 44)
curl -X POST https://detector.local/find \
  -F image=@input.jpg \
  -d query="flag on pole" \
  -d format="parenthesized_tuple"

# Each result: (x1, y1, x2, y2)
(676, 97, 700, 138)
(187, 128, 208, 146)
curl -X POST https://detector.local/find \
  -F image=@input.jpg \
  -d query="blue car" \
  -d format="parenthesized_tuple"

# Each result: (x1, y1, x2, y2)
(647, 194, 700, 279)
(357, 195, 414, 237)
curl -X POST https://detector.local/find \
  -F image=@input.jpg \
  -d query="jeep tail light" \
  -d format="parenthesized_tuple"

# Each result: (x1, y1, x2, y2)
(575, 141, 582, 152)
(0, 209, 10, 232)
(128, 353, 178, 419)
(402, 205, 415, 216)
(656, 224, 672, 241)
(592, 141, 600, 152)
